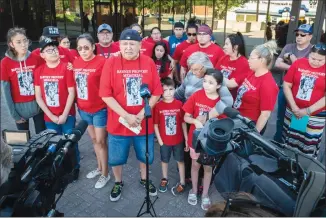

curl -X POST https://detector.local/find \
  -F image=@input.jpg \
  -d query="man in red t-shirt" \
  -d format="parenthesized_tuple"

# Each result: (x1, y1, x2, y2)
(99, 29, 163, 202)
(34, 38, 79, 179)
(31, 26, 75, 64)
(95, 24, 120, 58)
(172, 23, 198, 83)
(180, 25, 224, 81)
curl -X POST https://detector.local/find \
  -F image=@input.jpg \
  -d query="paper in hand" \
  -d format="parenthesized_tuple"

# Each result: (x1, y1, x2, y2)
(119, 116, 142, 135)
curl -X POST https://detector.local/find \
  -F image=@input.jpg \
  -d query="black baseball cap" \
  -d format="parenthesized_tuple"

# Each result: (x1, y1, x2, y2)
(39, 37, 59, 52)
(42, 26, 60, 38)
(119, 29, 142, 42)
(174, 22, 184, 29)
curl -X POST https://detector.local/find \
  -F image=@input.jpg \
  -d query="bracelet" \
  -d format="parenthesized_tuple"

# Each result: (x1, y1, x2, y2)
(306, 107, 311, 116)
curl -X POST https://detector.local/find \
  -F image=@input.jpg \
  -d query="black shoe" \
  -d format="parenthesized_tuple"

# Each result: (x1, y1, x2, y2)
(110, 182, 124, 202)
(140, 179, 157, 196)
(73, 169, 80, 181)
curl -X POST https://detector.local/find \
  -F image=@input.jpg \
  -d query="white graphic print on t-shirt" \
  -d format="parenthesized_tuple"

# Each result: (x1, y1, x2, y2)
(17, 72, 34, 96)
(165, 115, 176, 135)
(44, 81, 59, 107)
(233, 83, 249, 109)
(126, 77, 142, 106)
(75, 73, 88, 100)
(296, 75, 317, 101)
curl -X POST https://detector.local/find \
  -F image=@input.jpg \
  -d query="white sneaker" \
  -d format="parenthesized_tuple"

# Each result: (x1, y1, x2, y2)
(95, 175, 110, 189)
(86, 169, 101, 179)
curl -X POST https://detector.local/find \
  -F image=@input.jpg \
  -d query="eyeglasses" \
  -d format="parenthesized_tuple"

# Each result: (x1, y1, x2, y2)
(98, 32, 111, 36)
(77, 45, 90, 51)
(295, 33, 308, 37)
(187, 33, 197, 36)
(197, 32, 208, 36)
(190, 66, 204, 73)
(42, 48, 58, 54)
(14, 39, 31, 46)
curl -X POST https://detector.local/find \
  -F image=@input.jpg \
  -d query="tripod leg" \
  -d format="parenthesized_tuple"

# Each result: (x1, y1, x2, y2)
(137, 199, 147, 217)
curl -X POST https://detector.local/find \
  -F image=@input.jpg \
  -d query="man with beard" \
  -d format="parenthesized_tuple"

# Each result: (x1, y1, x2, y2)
(95, 24, 120, 59)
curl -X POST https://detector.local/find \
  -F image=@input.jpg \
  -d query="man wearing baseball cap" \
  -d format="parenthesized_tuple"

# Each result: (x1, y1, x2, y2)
(99, 29, 163, 202)
(96, 23, 119, 58)
(31, 26, 75, 64)
(274, 24, 313, 143)
(179, 25, 224, 81)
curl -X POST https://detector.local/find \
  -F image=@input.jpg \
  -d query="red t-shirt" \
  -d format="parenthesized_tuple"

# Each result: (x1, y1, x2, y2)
(34, 62, 76, 121)
(154, 99, 185, 146)
(140, 40, 155, 57)
(32, 46, 75, 64)
(172, 40, 196, 62)
(0, 53, 43, 103)
(180, 43, 224, 71)
(233, 71, 279, 122)
(215, 55, 250, 99)
(154, 59, 171, 78)
(143, 37, 170, 54)
(99, 54, 163, 136)
(73, 56, 106, 113)
(182, 89, 221, 148)
(284, 58, 326, 115)
(70, 49, 79, 59)
(95, 43, 120, 58)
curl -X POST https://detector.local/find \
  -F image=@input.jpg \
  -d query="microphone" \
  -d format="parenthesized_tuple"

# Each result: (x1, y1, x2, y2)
(140, 83, 152, 118)
(54, 120, 88, 166)
(223, 107, 257, 130)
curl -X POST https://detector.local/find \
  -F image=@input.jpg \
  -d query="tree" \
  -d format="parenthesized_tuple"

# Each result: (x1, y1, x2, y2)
(214, 0, 249, 19)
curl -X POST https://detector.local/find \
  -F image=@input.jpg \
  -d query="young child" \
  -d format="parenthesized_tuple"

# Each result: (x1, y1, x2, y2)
(34, 38, 80, 180)
(182, 69, 224, 211)
(152, 41, 172, 79)
(154, 77, 188, 195)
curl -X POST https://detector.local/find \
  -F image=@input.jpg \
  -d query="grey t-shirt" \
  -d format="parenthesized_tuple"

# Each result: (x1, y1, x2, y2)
(278, 43, 312, 64)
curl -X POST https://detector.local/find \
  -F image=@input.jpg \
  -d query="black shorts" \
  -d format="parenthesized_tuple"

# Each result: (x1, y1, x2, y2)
(160, 143, 184, 163)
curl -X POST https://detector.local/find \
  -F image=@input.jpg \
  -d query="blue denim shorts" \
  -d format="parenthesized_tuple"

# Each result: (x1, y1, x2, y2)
(78, 108, 107, 128)
(108, 133, 154, 166)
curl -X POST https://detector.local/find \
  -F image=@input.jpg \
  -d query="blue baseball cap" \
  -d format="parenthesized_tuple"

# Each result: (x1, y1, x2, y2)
(97, 23, 113, 33)
(295, 24, 313, 34)
(119, 29, 142, 42)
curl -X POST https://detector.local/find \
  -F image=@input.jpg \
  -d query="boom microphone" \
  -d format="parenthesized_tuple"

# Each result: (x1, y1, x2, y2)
(224, 107, 257, 130)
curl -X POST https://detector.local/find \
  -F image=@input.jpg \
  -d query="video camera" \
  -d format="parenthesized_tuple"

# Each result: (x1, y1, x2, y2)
(192, 107, 326, 217)
(0, 121, 88, 217)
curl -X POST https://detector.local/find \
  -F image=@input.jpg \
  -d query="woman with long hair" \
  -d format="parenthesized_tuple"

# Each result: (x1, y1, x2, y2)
(1, 27, 45, 133)
(152, 41, 172, 79)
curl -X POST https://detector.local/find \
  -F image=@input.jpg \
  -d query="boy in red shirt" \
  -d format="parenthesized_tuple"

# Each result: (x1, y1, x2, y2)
(154, 78, 188, 195)
(34, 38, 79, 179)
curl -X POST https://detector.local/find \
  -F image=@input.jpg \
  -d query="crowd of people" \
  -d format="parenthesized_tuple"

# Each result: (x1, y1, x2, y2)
(1, 19, 325, 212)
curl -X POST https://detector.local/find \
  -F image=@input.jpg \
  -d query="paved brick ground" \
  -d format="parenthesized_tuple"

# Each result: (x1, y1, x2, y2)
(1, 79, 324, 216)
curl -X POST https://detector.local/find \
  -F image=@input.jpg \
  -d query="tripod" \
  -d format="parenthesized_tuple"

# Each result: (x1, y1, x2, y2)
(137, 87, 158, 217)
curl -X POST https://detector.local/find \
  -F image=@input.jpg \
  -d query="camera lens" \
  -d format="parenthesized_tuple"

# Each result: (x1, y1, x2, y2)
(213, 128, 226, 136)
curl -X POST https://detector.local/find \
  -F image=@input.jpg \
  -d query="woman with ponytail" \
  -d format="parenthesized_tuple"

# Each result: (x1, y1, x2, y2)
(215, 32, 250, 99)
(233, 41, 279, 134)
(1, 27, 45, 133)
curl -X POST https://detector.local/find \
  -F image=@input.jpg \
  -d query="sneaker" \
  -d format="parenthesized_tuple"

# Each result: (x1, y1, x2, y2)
(188, 190, 198, 206)
(86, 169, 101, 179)
(140, 179, 158, 196)
(201, 196, 211, 211)
(73, 169, 80, 181)
(171, 183, 185, 196)
(158, 178, 169, 193)
(95, 175, 110, 189)
(110, 182, 124, 202)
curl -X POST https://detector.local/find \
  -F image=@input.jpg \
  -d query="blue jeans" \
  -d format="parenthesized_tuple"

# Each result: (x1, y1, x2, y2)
(45, 115, 80, 169)
(274, 87, 286, 143)
(108, 133, 154, 166)
(78, 108, 107, 128)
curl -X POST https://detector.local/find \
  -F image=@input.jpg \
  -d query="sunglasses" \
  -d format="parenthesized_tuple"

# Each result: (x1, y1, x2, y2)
(295, 33, 308, 37)
(77, 45, 91, 51)
(187, 33, 197, 36)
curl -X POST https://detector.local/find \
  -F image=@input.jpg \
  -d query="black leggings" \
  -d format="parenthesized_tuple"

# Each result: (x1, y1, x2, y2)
(15, 112, 46, 134)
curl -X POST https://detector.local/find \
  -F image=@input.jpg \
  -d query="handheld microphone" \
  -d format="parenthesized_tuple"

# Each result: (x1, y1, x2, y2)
(54, 120, 88, 166)
(223, 107, 257, 130)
